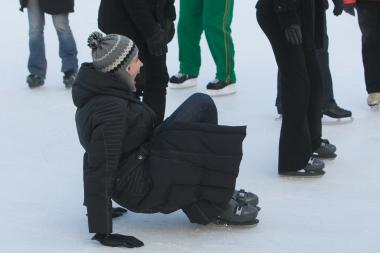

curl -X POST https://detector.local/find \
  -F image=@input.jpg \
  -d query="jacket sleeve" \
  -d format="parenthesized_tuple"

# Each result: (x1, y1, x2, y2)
(84, 101, 127, 234)
(121, 0, 158, 40)
(273, 0, 300, 30)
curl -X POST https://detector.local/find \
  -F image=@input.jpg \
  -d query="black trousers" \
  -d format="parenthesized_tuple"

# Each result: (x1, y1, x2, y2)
(277, 10, 336, 111)
(357, 3, 380, 94)
(257, 11, 323, 173)
(136, 45, 169, 123)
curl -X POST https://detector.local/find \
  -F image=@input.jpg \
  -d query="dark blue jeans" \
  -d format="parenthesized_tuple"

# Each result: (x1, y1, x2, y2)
(27, 0, 78, 77)
(162, 93, 218, 126)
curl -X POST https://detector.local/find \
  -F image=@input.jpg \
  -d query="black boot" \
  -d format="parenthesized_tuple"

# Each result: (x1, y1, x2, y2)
(27, 74, 44, 88)
(323, 103, 352, 118)
(213, 199, 259, 226)
(63, 70, 77, 88)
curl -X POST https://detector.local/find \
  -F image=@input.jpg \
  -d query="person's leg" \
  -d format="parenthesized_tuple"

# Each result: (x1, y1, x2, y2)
(27, 0, 46, 78)
(357, 3, 380, 94)
(141, 46, 168, 123)
(257, 10, 312, 173)
(51, 14, 78, 73)
(203, 0, 236, 83)
(164, 93, 218, 126)
(178, 0, 204, 76)
(276, 71, 283, 114)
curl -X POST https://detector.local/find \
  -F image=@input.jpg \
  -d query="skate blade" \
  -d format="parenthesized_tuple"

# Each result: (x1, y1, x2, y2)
(207, 85, 237, 97)
(322, 116, 354, 125)
(168, 79, 198, 89)
(369, 104, 379, 111)
(213, 218, 259, 227)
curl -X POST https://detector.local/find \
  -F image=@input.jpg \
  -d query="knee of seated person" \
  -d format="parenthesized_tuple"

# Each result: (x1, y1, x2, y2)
(190, 93, 216, 110)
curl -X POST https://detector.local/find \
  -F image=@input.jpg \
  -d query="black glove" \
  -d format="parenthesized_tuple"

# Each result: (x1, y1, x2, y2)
(147, 25, 168, 56)
(284, 24, 303, 45)
(165, 19, 175, 43)
(112, 207, 127, 218)
(92, 233, 144, 248)
(343, 4, 356, 16)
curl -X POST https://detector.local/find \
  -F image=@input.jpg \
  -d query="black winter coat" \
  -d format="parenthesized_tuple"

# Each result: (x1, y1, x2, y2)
(256, 0, 325, 48)
(19, 0, 74, 14)
(73, 64, 245, 234)
(98, 0, 176, 45)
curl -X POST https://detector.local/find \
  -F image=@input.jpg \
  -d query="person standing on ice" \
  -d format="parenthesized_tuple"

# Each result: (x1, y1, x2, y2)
(97, 0, 176, 123)
(168, 0, 237, 96)
(73, 32, 260, 248)
(256, 0, 337, 177)
(19, 0, 78, 88)
(275, 0, 353, 120)
(342, 0, 380, 107)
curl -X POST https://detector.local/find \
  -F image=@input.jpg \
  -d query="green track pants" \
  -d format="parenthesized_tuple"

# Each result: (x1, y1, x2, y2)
(177, 0, 236, 83)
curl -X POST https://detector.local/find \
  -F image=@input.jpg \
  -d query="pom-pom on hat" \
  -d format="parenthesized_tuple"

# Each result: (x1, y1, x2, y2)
(87, 31, 139, 74)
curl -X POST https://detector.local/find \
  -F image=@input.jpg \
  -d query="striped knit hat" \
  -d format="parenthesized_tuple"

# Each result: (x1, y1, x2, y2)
(87, 32, 138, 74)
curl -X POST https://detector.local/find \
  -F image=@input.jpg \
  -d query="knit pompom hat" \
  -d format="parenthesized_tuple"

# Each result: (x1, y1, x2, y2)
(87, 31, 138, 74)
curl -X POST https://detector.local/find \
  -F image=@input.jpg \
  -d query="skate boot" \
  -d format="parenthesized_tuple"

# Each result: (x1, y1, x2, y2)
(63, 70, 77, 88)
(168, 73, 198, 89)
(27, 74, 44, 88)
(323, 103, 352, 119)
(233, 189, 259, 207)
(367, 93, 380, 107)
(213, 199, 259, 226)
(206, 79, 236, 96)
(314, 139, 337, 159)
(279, 155, 325, 177)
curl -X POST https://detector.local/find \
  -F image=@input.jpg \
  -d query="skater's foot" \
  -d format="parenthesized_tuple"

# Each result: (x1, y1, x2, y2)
(323, 103, 352, 119)
(279, 156, 325, 177)
(206, 79, 236, 96)
(112, 207, 127, 218)
(315, 139, 337, 159)
(367, 92, 380, 107)
(27, 74, 44, 88)
(168, 73, 197, 89)
(233, 189, 259, 207)
(213, 199, 259, 226)
(63, 70, 77, 88)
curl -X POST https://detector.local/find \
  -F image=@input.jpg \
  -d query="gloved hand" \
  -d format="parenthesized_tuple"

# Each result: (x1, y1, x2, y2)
(343, 4, 356, 16)
(92, 233, 144, 248)
(165, 19, 175, 43)
(147, 25, 168, 56)
(112, 207, 127, 218)
(284, 24, 303, 45)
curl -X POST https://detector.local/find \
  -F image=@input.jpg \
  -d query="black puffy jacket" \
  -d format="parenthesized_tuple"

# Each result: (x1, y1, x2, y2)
(19, 0, 74, 14)
(98, 0, 176, 45)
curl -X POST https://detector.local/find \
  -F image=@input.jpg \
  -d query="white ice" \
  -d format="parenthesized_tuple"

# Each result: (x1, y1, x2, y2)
(1, 0, 379, 252)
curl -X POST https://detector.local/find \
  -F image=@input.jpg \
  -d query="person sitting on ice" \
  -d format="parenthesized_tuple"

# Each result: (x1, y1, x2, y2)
(72, 32, 260, 248)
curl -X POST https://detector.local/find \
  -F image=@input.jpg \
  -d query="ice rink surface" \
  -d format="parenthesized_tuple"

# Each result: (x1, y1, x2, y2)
(1, 1, 379, 252)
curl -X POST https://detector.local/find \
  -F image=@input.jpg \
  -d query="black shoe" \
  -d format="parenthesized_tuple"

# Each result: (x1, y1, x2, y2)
(213, 199, 259, 226)
(63, 70, 77, 88)
(168, 73, 197, 88)
(314, 139, 337, 159)
(323, 103, 352, 119)
(27, 74, 44, 88)
(206, 79, 236, 96)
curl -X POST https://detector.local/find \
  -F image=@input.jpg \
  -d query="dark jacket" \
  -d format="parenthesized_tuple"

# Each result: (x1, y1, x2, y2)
(19, 0, 74, 14)
(256, 0, 325, 48)
(73, 64, 245, 234)
(98, 0, 176, 46)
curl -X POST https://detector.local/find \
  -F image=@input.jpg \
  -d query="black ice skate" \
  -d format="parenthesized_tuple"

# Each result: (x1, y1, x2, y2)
(233, 189, 259, 207)
(279, 155, 325, 177)
(213, 199, 259, 226)
(314, 139, 337, 159)
(168, 73, 198, 89)
(322, 103, 353, 125)
(63, 70, 77, 88)
(206, 79, 236, 96)
(27, 74, 44, 88)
